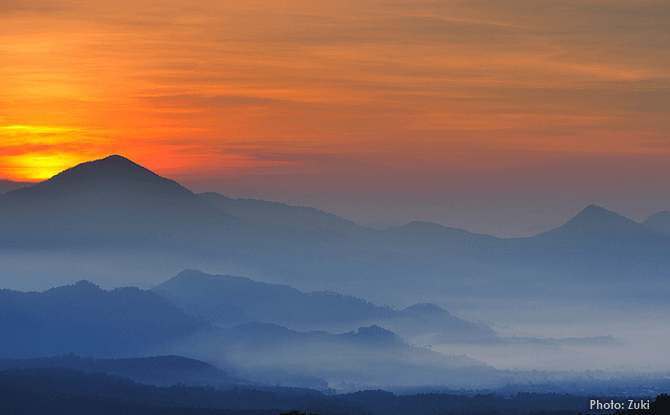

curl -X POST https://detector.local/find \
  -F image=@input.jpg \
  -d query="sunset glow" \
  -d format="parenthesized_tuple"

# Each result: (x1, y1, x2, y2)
(2, 0, 668, 235)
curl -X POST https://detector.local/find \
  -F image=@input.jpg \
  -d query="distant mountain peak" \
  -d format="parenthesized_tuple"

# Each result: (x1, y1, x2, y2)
(579, 204, 609, 215)
(567, 204, 630, 225)
(542, 204, 656, 238)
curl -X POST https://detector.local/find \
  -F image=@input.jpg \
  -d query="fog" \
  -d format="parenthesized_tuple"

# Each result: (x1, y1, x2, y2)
(2, 156, 669, 407)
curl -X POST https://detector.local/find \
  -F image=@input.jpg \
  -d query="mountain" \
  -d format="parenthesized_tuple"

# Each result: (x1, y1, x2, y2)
(0, 155, 209, 212)
(153, 269, 497, 342)
(0, 156, 373, 280)
(497, 204, 670, 288)
(0, 281, 207, 358)
(0, 155, 231, 247)
(643, 210, 670, 236)
(153, 269, 394, 330)
(537, 204, 659, 240)
(2, 155, 669, 305)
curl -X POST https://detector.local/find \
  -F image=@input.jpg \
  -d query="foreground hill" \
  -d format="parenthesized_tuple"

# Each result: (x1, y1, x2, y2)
(0, 367, 285, 415)
(0, 281, 207, 358)
(8, 366, 661, 415)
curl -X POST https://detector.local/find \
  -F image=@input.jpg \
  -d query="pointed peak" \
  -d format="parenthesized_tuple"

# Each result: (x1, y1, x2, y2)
(544, 204, 655, 238)
(570, 204, 628, 222)
(100, 154, 134, 162)
(90, 155, 147, 170)
(579, 204, 610, 215)
(45, 155, 160, 183)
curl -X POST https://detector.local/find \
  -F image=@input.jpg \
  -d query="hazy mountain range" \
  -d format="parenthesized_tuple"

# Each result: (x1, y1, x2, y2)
(1, 269, 633, 391)
(2, 155, 668, 306)
(153, 268, 497, 343)
(1, 155, 669, 398)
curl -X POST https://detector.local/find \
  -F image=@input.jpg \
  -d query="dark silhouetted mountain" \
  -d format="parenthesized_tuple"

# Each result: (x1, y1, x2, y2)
(153, 269, 496, 342)
(6, 365, 644, 415)
(0, 155, 231, 247)
(0, 281, 207, 358)
(0, 156, 374, 278)
(1, 155, 207, 211)
(643, 210, 670, 236)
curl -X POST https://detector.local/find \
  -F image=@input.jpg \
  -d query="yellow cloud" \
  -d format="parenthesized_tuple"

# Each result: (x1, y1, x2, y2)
(0, 125, 103, 180)
(0, 153, 88, 181)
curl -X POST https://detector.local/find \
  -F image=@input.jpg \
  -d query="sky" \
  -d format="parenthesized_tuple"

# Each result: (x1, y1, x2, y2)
(1, 0, 668, 236)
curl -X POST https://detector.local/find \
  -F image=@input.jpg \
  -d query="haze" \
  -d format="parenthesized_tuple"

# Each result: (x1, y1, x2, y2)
(2, 1, 670, 412)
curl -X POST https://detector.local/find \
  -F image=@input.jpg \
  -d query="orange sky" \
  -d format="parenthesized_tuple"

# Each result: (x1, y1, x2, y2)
(1, 0, 669, 235)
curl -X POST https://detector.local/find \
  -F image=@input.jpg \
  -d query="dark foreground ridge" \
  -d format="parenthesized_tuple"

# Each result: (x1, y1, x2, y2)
(1, 366, 668, 415)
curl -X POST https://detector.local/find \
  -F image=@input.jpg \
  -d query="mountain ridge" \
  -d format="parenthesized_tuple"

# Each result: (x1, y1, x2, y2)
(153, 268, 498, 343)
(535, 204, 660, 239)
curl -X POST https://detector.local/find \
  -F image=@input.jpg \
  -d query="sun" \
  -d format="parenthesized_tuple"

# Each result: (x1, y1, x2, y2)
(0, 125, 94, 181)
(5, 153, 88, 181)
